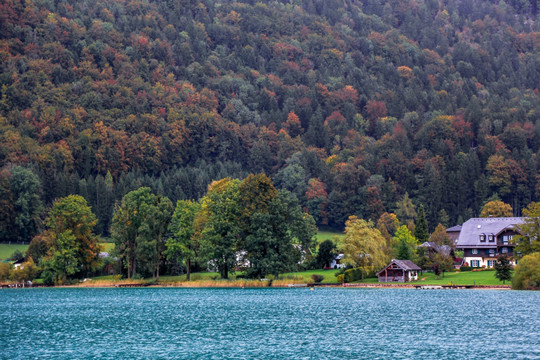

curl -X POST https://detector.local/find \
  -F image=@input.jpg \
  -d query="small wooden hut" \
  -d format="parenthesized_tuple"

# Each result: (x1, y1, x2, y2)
(377, 260, 421, 282)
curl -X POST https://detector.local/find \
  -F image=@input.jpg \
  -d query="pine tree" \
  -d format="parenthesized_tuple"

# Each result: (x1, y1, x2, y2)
(414, 205, 429, 243)
(396, 238, 412, 260)
(494, 255, 512, 284)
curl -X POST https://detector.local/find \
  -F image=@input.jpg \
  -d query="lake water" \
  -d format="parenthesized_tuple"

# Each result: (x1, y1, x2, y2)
(1, 288, 538, 359)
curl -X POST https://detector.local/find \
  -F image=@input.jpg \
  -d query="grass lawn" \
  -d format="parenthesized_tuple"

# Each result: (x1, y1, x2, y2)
(281, 269, 342, 283)
(409, 270, 507, 286)
(316, 230, 344, 244)
(0, 243, 114, 261)
(0, 244, 29, 261)
(350, 270, 507, 286)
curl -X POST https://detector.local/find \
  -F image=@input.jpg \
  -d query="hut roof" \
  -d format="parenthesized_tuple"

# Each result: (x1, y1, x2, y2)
(377, 259, 421, 275)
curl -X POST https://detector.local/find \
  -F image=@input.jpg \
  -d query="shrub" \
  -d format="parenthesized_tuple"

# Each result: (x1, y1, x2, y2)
(311, 274, 324, 283)
(336, 274, 345, 283)
(460, 266, 472, 271)
(190, 273, 202, 281)
(344, 267, 364, 283)
(0, 263, 10, 281)
(8, 250, 25, 262)
(512, 253, 540, 290)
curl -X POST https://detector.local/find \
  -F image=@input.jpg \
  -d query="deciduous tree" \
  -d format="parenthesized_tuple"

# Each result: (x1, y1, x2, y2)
(111, 187, 171, 279)
(166, 200, 201, 281)
(46, 195, 100, 277)
(512, 252, 540, 290)
(341, 216, 388, 280)
(515, 202, 540, 256)
(199, 178, 242, 279)
(480, 200, 513, 218)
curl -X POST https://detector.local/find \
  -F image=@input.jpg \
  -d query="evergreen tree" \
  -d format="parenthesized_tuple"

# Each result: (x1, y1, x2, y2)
(396, 237, 412, 260)
(316, 239, 338, 269)
(494, 255, 512, 284)
(414, 205, 429, 243)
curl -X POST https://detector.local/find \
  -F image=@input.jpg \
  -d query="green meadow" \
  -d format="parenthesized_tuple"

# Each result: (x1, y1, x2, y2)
(0, 244, 29, 261)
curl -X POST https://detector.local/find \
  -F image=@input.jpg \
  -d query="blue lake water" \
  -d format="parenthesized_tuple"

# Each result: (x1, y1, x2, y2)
(1, 288, 539, 359)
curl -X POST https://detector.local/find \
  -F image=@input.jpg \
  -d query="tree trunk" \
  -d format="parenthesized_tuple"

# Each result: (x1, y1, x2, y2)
(156, 253, 161, 281)
(186, 258, 191, 281)
(132, 257, 137, 279)
(223, 263, 228, 279)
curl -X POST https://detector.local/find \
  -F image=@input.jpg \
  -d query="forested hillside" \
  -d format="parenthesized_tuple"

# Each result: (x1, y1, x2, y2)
(1, 0, 540, 241)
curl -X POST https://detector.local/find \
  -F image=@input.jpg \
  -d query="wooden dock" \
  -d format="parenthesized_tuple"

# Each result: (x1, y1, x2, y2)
(414, 285, 474, 289)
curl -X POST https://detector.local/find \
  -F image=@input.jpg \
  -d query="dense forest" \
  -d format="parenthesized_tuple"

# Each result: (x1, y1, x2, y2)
(1, 0, 540, 242)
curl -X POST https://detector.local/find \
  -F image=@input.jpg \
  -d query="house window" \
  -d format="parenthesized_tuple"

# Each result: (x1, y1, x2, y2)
(502, 247, 508, 254)
(487, 260, 494, 267)
(472, 249, 478, 255)
(471, 260, 480, 267)
(489, 249, 495, 254)
(488, 234, 494, 242)
(479, 234, 486, 242)
(502, 235, 513, 245)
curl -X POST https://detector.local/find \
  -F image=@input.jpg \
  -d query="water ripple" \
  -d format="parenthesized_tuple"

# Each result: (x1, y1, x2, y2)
(1, 288, 538, 359)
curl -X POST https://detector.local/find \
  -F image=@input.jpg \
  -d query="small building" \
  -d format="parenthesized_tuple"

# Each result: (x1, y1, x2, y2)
(329, 253, 345, 269)
(446, 225, 462, 244)
(418, 242, 453, 257)
(12, 258, 25, 270)
(377, 260, 421, 282)
(455, 217, 524, 268)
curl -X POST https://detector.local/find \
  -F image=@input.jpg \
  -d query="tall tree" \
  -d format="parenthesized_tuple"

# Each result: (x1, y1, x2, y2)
(111, 187, 169, 279)
(244, 190, 316, 278)
(515, 202, 540, 256)
(45, 195, 101, 277)
(139, 195, 173, 280)
(41, 231, 79, 284)
(340, 216, 388, 280)
(199, 178, 242, 279)
(0, 169, 15, 242)
(9, 167, 43, 243)
(414, 205, 429, 243)
(166, 200, 201, 281)
(316, 239, 338, 269)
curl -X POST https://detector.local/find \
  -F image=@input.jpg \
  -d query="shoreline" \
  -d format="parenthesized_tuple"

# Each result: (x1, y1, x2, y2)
(1, 281, 513, 290)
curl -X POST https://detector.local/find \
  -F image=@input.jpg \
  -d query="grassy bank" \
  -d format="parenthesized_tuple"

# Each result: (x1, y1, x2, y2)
(0, 242, 114, 261)
(315, 230, 344, 244)
(409, 270, 507, 286)
(0, 244, 29, 261)
(348, 270, 507, 286)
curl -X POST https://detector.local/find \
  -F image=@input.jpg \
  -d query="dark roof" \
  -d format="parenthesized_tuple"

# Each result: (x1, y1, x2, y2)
(377, 259, 421, 275)
(455, 217, 524, 248)
(446, 225, 462, 232)
(418, 242, 453, 257)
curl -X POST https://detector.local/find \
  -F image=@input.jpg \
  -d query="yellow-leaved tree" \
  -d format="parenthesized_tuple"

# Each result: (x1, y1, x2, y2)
(341, 215, 389, 280)
(480, 200, 513, 218)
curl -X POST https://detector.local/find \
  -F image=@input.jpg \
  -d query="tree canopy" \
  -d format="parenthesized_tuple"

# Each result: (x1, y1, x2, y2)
(341, 216, 388, 279)
(1, 0, 540, 237)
